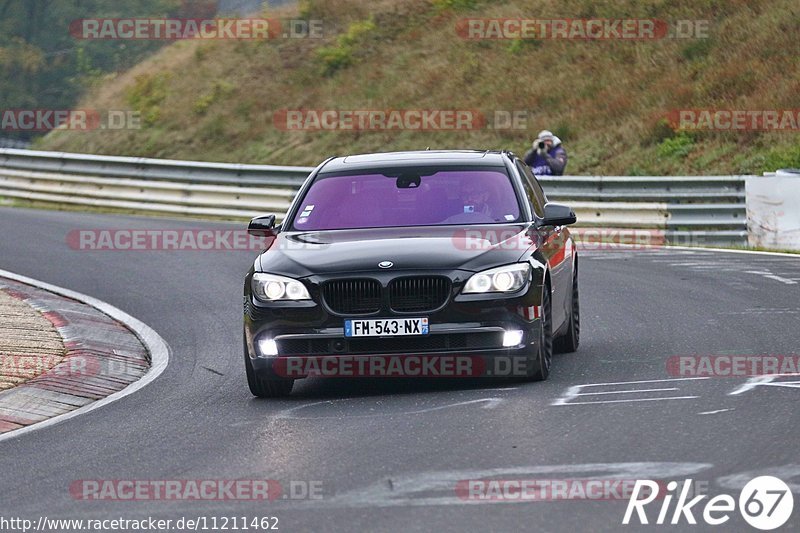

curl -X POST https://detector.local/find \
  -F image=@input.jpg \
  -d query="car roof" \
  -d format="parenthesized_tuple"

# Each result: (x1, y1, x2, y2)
(319, 150, 511, 173)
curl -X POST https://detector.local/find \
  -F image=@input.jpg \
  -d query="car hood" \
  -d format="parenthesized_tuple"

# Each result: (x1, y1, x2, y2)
(258, 225, 535, 277)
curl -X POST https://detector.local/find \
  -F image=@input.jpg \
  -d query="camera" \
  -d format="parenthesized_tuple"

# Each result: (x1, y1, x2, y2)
(537, 141, 547, 150)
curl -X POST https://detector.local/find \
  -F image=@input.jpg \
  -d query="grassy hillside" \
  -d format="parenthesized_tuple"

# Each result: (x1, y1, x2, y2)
(0, 0, 207, 143)
(39, 0, 800, 175)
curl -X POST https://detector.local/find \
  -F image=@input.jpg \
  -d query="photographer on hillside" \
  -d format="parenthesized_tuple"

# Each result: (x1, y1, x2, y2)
(524, 130, 568, 176)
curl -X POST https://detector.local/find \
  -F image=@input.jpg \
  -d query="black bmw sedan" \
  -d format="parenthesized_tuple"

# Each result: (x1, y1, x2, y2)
(243, 150, 579, 397)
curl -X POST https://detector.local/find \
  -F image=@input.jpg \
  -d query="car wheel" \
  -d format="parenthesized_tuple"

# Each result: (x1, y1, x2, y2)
(244, 336, 294, 398)
(554, 263, 580, 354)
(527, 283, 553, 381)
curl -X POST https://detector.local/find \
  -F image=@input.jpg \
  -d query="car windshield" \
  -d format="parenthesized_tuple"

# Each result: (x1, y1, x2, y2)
(290, 168, 522, 230)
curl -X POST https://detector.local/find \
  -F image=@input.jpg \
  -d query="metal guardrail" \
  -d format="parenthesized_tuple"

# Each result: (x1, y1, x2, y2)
(0, 148, 313, 186)
(0, 148, 749, 245)
(539, 175, 748, 245)
(0, 148, 312, 219)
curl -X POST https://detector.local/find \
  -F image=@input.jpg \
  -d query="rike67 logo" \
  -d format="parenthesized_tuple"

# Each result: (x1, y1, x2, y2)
(623, 477, 793, 530)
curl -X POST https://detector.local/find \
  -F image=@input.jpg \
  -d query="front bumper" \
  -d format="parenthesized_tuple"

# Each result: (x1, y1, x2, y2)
(244, 277, 543, 379)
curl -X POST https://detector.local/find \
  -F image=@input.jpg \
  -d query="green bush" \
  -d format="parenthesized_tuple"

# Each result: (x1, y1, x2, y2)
(316, 45, 355, 76)
(125, 73, 171, 127)
(761, 142, 800, 172)
(315, 18, 377, 76)
(193, 81, 234, 115)
(658, 132, 694, 159)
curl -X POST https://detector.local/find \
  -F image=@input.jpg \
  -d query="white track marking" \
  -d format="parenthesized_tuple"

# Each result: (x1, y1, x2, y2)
(560, 396, 698, 406)
(745, 271, 798, 285)
(729, 374, 800, 396)
(575, 377, 708, 387)
(698, 408, 734, 415)
(730, 376, 776, 395)
(575, 387, 678, 396)
(274, 397, 504, 420)
(552, 378, 709, 406)
(0, 269, 170, 444)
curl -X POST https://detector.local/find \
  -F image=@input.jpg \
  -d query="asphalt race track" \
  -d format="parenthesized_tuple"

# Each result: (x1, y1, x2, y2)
(1, 206, 798, 532)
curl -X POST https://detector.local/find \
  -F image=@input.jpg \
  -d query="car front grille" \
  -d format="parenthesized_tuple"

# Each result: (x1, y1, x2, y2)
(322, 276, 452, 315)
(389, 276, 451, 313)
(277, 332, 504, 356)
(322, 279, 382, 315)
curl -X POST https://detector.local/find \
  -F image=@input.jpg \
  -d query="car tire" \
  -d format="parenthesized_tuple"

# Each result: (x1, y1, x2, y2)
(527, 282, 553, 382)
(244, 336, 294, 398)
(554, 263, 580, 354)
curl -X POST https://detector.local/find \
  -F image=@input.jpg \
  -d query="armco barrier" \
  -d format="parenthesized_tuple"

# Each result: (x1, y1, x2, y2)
(0, 148, 312, 219)
(538, 175, 747, 245)
(0, 148, 748, 245)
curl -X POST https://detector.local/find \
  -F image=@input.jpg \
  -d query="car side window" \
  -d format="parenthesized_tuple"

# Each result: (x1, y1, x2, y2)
(515, 160, 546, 218)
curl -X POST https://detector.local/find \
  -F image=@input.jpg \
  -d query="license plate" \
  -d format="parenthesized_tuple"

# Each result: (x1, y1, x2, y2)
(344, 318, 429, 337)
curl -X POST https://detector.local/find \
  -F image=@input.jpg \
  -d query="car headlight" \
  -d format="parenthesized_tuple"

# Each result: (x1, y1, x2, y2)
(252, 273, 311, 302)
(462, 263, 531, 294)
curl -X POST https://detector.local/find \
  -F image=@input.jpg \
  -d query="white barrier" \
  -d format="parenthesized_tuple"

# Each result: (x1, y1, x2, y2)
(747, 176, 800, 250)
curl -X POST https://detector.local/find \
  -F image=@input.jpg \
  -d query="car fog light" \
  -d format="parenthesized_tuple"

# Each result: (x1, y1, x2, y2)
(502, 330, 524, 347)
(257, 337, 279, 357)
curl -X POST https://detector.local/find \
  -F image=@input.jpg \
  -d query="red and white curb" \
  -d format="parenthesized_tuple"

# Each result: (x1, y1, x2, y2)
(0, 269, 169, 443)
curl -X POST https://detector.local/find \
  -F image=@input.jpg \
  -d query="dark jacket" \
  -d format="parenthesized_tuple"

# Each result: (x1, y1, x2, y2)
(524, 143, 568, 176)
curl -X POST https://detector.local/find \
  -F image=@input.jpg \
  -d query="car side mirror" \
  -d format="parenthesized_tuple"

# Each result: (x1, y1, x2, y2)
(539, 202, 577, 227)
(248, 214, 278, 236)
